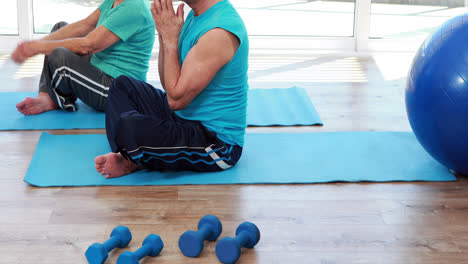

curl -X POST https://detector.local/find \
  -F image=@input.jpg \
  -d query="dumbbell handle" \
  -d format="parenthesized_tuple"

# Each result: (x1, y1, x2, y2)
(133, 244, 153, 260)
(234, 231, 250, 247)
(102, 236, 121, 252)
(197, 224, 214, 240)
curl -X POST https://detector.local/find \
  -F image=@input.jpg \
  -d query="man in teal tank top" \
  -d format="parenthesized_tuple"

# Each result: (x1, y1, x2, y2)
(95, 0, 250, 178)
(12, 0, 155, 115)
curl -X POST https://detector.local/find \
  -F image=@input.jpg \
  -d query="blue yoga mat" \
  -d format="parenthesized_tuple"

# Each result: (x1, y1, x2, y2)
(0, 92, 104, 130)
(0, 88, 322, 130)
(24, 132, 455, 187)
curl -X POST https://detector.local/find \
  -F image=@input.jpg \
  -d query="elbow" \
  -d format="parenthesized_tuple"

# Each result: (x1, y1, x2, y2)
(168, 97, 189, 111)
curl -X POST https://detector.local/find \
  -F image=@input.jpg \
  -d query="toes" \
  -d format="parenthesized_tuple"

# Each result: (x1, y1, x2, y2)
(95, 155, 106, 165)
(16, 98, 29, 109)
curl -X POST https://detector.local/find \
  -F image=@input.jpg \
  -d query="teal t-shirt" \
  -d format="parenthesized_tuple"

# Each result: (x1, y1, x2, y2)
(176, 0, 249, 147)
(91, 0, 155, 81)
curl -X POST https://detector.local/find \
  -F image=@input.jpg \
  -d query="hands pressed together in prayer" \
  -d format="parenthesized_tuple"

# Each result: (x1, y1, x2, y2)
(151, 0, 185, 45)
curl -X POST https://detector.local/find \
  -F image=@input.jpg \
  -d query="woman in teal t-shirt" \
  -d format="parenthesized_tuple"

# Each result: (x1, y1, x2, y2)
(12, 0, 155, 115)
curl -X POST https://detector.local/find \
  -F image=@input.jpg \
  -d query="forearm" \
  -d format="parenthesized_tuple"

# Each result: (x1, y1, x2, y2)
(158, 35, 166, 89)
(34, 38, 94, 56)
(42, 20, 93, 41)
(162, 40, 183, 108)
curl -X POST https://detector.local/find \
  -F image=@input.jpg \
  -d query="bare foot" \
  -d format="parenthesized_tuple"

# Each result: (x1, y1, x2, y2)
(95, 152, 141, 179)
(16, 92, 58, 115)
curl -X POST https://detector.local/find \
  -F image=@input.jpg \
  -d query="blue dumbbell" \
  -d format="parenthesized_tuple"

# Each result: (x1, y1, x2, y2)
(85, 225, 132, 264)
(178, 215, 222, 257)
(117, 234, 163, 264)
(216, 222, 260, 264)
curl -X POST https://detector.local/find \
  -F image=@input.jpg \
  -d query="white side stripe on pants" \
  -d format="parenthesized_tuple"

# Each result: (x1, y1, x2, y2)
(205, 146, 232, 170)
(54, 73, 109, 98)
(126, 144, 214, 154)
(52, 66, 109, 90)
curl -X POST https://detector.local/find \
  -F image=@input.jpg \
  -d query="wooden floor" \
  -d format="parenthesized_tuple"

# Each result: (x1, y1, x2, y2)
(1, 52, 468, 264)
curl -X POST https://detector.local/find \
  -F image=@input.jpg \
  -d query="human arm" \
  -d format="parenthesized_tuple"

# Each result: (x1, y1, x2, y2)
(163, 29, 239, 110)
(158, 35, 166, 89)
(11, 25, 120, 63)
(152, 0, 240, 110)
(11, 8, 104, 63)
(43, 8, 101, 41)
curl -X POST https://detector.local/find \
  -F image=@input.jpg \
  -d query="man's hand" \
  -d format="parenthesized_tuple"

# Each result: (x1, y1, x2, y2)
(151, 0, 184, 44)
(11, 41, 39, 64)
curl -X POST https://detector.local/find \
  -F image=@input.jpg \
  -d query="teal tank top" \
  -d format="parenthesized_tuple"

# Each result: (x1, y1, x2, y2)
(175, 0, 249, 147)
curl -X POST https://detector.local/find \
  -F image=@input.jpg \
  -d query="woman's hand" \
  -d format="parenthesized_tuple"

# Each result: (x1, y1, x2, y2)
(11, 41, 39, 64)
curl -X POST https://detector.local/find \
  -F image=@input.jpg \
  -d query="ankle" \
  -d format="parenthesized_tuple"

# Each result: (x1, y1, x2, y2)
(38, 92, 49, 98)
(39, 92, 58, 108)
(125, 158, 141, 172)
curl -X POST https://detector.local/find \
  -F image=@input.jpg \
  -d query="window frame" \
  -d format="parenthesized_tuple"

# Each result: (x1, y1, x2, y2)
(0, 0, 437, 54)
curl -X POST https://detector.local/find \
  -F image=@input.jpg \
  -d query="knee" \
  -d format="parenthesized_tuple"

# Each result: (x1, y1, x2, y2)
(108, 76, 130, 102)
(111, 76, 132, 91)
(50, 47, 72, 59)
(51, 21, 68, 32)
(48, 47, 73, 66)
(115, 75, 132, 83)
(109, 75, 138, 100)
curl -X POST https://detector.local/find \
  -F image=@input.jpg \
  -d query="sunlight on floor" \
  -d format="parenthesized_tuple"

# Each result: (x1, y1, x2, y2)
(147, 56, 368, 83)
(3, 53, 414, 86)
(0, 55, 10, 67)
(13, 56, 43, 80)
(373, 53, 414, 81)
(248, 56, 311, 73)
(249, 57, 367, 83)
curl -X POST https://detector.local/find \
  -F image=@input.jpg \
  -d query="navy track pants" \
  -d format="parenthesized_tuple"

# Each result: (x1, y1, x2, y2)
(105, 75, 243, 172)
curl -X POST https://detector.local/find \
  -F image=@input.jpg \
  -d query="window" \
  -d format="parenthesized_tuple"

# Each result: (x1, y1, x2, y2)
(0, 0, 18, 35)
(10, 0, 461, 52)
(232, 0, 356, 37)
(370, 0, 468, 42)
(33, 0, 102, 34)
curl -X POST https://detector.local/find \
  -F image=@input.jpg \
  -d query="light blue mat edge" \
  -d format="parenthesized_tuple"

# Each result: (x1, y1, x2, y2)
(246, 87, 323, 126)
(24, 132, 456, 187)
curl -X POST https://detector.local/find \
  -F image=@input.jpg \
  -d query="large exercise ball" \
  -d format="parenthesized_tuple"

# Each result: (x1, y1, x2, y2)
(406, 14, 468, 175)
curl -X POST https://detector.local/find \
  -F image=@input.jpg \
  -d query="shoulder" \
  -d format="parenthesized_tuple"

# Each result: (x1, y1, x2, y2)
(196, 28, 239, 62)
(114, 0, 152, 22)
(202, 28, 239, 45)
(208, 5, 247, 37)
(98, 0, 113, 11)
(121, 0, 145, 12)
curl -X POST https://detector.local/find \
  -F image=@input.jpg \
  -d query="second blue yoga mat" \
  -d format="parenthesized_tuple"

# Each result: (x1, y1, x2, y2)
(0, 88, 322, 130)
(247, 87, 322, 126)
(0, 92, 104, 130)
(24, 132, 455, 187)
